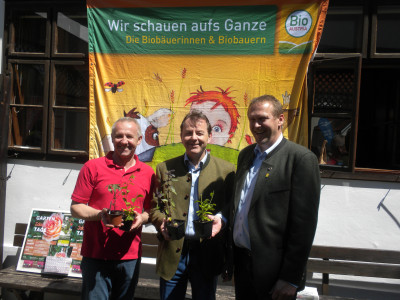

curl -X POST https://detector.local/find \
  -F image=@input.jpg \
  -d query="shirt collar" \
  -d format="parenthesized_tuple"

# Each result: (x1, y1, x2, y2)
(105, 151, 141, 172)
(184, 151, 208, 170)
(254, 133, 283, 157)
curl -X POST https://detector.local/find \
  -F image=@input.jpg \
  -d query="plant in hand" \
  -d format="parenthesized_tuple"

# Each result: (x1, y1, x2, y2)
(107, 175, 142, 227)
(154, 169, 186, 240)
(154, 169, 178, 225)
(194, 192, 216, 238)
(196, 191, 216, 222)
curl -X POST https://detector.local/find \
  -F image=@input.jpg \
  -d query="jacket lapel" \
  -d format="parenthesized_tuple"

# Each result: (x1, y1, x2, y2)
(249, 138, 287, 210)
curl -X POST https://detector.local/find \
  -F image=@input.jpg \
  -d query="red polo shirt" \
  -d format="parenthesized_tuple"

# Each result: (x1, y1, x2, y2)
(71, 152, 155, 260)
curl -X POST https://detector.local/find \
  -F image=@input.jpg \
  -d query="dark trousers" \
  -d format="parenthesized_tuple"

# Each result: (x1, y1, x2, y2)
(160, 239, 218, 300)
(234, 246, 297, 300)
(81, 257, 141, 300)
(234, 245, 261, 300)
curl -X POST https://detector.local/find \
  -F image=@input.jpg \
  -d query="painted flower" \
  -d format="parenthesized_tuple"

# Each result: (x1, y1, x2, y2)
(42, 213, 63, 241)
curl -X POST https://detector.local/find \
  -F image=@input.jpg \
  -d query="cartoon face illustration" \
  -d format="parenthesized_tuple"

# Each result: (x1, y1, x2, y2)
(189, 101, 231, 146)
(185, 87, 239, 146)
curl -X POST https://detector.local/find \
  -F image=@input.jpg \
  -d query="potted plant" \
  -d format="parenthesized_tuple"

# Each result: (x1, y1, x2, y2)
(194, 192, 216, 238)
(121, 188, 142, 231)
(106, 183, 124, 227)
(106, 175, 142, 230)
(154, 169, 185, 240)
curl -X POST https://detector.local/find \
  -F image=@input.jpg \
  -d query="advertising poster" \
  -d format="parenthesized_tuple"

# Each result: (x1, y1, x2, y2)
(87, 0, 328, 166)
(16, 209, 84, 278)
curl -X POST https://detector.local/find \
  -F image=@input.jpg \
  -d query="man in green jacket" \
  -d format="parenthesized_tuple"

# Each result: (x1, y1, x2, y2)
(150, 110, 235, 300)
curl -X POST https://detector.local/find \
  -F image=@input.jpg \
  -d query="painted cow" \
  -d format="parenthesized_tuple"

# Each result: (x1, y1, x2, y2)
(101, 107, 171, 161)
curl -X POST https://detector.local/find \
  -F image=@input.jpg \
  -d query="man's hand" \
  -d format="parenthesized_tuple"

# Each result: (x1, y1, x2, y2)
(270, 279, 297, 300)
(100, 208, 123, 229)
(128, 211, 144, 231)
(160, 219, 171, 240)
(207, 214, 223, 237)
(124, 211, 149, 231)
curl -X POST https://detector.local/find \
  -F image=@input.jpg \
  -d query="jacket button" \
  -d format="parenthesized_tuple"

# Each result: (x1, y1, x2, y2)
(183, 212, 187, 217)
(184, 194, 189, 200)
(176, 248, 181, 253)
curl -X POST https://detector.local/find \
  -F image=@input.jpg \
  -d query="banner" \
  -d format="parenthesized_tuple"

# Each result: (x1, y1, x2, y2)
(87, 0, 328, 167)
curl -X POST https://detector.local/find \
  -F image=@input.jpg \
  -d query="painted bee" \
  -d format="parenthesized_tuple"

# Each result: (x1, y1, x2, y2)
(105, 81, 125, 93)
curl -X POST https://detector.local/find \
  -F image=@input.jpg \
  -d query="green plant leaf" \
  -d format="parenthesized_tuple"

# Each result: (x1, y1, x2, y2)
(170, 186, 177, 195)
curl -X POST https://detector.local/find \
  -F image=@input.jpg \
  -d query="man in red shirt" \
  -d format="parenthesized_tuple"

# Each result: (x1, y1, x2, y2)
(71, 117, 155, 300)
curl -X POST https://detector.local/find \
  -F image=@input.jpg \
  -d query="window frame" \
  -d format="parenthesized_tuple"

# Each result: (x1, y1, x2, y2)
(315, 5, 369, 58)
(48, 60, 88, 156)
(308, 55, 362, 172)
(370, 5, 400, 59)
(8, 59, 50, 153)
(51, 7, 88, 58)
(7, 6, 52, 58)
(4, 1, 89, 161)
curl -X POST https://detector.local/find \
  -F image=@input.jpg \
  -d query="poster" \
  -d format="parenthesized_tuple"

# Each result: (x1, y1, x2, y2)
(87, 0, 328, 166)
(16, 209, 84, 278)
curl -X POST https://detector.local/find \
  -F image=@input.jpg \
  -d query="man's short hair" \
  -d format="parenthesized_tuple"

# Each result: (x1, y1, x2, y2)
(180, 110, 212, 135)
(249, 95, 283, 118)
(111, 117, 142, 138)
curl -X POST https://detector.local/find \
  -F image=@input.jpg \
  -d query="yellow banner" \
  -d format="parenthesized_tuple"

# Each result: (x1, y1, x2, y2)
(88, 0, 328, 168)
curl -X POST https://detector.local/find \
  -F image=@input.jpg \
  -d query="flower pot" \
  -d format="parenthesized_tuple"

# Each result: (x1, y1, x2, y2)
(166, 219, 185, 240)
(193, 219, 213, 238)
(120, 215, 134, 231)
(107, 210, 123, 226)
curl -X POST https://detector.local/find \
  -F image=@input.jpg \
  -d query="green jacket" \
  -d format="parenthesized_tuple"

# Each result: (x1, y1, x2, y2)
(150, 154, 235, 280)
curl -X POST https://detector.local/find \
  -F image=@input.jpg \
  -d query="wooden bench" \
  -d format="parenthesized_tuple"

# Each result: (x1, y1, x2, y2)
(8, 223, 399, 300)
(308, 245, 400, 298)
(0, 223, 235, 300)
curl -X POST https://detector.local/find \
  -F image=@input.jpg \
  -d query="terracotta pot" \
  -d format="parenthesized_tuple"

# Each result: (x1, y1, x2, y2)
(193, 219, 213, 238)
(107, 210, 123, 226)
(166, 219, 185, 240)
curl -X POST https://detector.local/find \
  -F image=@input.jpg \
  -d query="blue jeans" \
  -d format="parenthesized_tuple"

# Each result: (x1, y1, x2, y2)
(81, 257, 141, 300)
(160, 240, 218, 300)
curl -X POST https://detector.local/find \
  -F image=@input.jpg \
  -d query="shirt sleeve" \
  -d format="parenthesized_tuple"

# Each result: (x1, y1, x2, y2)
(71, 163, 95, 204)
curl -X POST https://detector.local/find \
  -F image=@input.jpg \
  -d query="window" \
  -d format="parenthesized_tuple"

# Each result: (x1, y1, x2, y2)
(6, 1, 88, 160)
(311, 2, 400, 173)
(371, 5, 400, 58)
(317, 6, 367, 55)
(356, 64, 400, 169)
(309, 57, 361, 171)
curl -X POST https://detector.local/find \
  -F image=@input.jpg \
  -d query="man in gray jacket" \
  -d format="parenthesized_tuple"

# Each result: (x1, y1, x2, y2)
(231, 95, 320, 300)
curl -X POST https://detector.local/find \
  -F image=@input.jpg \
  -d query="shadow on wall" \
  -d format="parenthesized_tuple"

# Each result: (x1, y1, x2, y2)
(321, 179, 400, 231)
(377, 190, 400, 230)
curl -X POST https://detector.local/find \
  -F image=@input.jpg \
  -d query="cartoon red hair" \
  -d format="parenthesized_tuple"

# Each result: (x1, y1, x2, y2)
(185, 86, 240, 143)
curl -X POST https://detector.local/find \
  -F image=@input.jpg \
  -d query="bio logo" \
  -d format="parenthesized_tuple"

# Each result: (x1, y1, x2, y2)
(285, 10, 312, 38)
